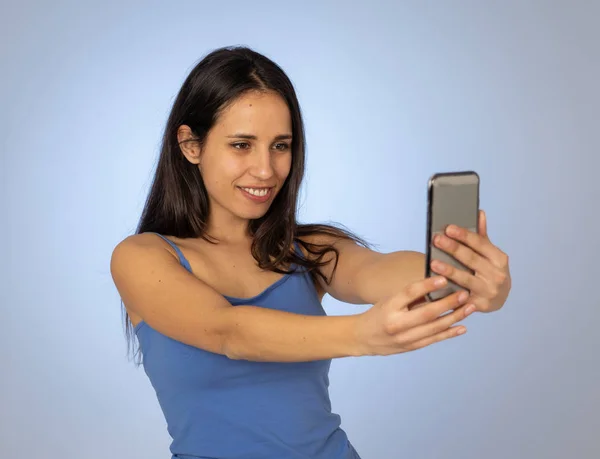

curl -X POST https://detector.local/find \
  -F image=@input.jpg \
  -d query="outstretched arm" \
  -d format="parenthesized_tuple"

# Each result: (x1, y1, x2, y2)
(111, 233, 473, 362)
(301, 233, 426, 305)
(307, 210, 511, 312)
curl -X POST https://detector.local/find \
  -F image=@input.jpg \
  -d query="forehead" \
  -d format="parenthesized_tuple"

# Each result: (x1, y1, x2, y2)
(214, 91, 292, 134)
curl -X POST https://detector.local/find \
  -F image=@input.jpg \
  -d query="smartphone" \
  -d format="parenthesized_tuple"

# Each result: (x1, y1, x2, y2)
(425, 171, 480, 302)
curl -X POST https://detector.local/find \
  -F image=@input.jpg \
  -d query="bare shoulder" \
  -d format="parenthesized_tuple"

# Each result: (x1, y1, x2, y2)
(110, 233, 184, 325)
(109, 233, 233, 353)
(111, 233, 181, 269)
(112, 232, 174, 252)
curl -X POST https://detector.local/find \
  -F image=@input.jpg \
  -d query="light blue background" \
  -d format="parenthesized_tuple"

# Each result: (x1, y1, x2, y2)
(2, 1, 598, 458)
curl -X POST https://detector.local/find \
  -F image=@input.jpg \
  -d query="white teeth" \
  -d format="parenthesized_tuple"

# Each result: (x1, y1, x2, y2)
(242, 187, 270, 197)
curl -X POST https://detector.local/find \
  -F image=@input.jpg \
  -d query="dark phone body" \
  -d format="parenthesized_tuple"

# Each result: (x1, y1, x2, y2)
(425, 171, 480, 301)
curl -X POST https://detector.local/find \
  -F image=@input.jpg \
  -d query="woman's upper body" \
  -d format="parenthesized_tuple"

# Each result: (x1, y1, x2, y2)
(132, 232, 360, 459)
(110, 46, 512, 458)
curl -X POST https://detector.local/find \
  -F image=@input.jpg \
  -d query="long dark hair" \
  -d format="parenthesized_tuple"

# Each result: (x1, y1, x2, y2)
(124, 46, 371, 364)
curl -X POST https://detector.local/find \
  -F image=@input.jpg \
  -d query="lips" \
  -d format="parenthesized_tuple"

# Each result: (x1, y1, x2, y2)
(238, 186, 273, 203)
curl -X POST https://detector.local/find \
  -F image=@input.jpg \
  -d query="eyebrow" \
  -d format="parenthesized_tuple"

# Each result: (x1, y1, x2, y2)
(226, 133, 293, 140)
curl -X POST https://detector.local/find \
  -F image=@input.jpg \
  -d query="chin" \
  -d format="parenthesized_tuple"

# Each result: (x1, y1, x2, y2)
(239, 207, 271, 221)
(234, 190, 279, 220)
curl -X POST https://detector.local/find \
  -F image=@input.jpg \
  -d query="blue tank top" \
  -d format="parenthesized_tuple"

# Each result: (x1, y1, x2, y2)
(134, 233, 361, 459)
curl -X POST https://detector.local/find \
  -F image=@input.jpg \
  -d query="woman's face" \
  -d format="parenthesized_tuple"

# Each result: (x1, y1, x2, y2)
(179, 90, 293, 226)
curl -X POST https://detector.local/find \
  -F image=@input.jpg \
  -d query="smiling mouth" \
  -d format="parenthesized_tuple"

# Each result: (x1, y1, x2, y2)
(237, 186, 276, 204)
(238, 186, 273, 197)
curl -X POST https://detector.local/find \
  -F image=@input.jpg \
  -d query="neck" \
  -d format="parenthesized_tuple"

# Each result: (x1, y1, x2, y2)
(205, 215, 252, 245)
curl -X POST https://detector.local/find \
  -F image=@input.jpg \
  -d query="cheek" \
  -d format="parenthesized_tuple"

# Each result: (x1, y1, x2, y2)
(203, 156, 243, 187)
(276, 154, 293, 179)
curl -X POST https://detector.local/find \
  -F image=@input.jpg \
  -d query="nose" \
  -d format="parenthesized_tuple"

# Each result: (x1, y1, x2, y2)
(249, 147, 275, 180)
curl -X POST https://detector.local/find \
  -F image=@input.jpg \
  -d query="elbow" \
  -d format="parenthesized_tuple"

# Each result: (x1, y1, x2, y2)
(213, 307, 267, 362)
(218, 321, 247, 360)
(220, 329, 266, 362)
(221, 337, 243, 360)
(208, 306, 244, 360)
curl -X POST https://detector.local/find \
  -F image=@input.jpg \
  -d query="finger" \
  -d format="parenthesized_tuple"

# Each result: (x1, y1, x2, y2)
(429, 259, 489, 295)
(444, 218, 508, 271)
(434, 233, 491, 274)
(478, 209, 488, 238)
(404, 324, 467, 351)
(404, 289, 469, 329)
(396, 275, 448, 309)
(399, 301, 476, 344)
(406, 295, 428, 311)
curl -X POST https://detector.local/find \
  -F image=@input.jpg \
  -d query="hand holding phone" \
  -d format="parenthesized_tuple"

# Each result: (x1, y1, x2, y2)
(425, 171, 480, 301)
(424, 171, 512, 312)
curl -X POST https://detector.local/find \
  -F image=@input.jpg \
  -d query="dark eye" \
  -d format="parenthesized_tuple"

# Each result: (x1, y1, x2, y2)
(273, 143, 290, 151)
(232, 142, 250, 150)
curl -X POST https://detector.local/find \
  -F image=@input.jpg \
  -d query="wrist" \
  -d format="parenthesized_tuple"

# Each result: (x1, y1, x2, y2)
(350, 312, 373, 357)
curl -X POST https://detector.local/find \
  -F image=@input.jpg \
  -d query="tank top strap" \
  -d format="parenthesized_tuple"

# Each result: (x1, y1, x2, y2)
(149, 233, 193, 273)
(292, 239, 304, 259)
(292, 239, 311, 274)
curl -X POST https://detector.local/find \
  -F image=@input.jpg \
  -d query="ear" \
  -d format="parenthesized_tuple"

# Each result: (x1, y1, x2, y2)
(177, 125, 202, 165)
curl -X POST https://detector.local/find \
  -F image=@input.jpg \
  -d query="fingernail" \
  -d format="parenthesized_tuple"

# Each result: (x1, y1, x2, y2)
(432, 260, 446, 273)
(434, 277, 447, 286)
(465, 304, 476, 315)
(436, 235, 449, 248)
(446, 225, 459, 236)
(457, 327, 466, 335)
(458, 291, 468, 303)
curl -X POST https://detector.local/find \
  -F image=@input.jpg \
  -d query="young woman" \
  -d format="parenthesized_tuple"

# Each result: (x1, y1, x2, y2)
(110, 46, 511, 459)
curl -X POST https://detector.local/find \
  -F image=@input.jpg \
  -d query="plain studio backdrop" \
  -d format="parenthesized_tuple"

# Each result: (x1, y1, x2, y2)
(1, 1, 598, 458)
